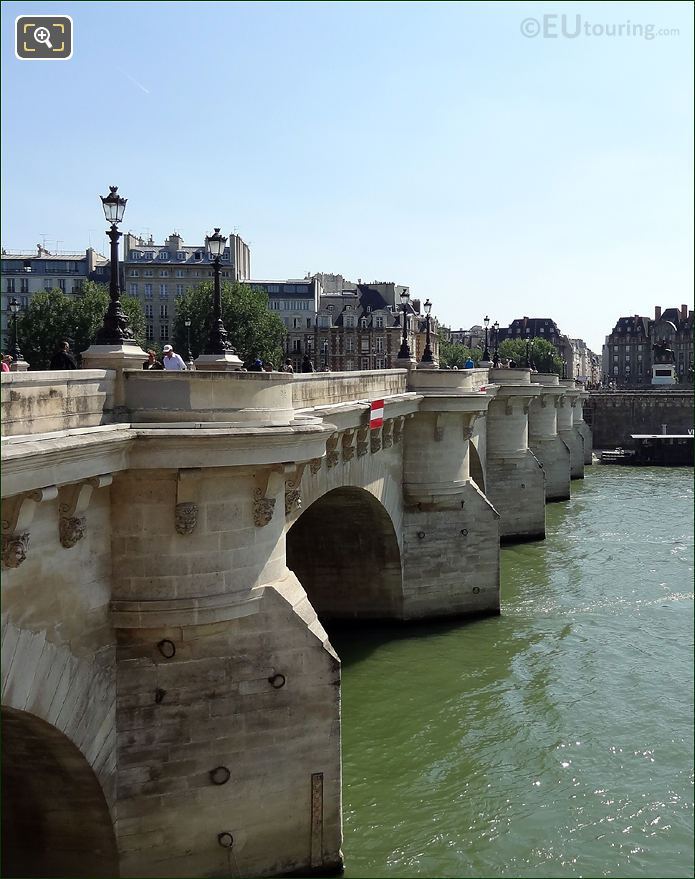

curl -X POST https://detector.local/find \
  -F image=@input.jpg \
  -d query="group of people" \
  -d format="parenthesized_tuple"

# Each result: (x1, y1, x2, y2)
(142, 345, 187, 370)
(1, 353, 13, 372)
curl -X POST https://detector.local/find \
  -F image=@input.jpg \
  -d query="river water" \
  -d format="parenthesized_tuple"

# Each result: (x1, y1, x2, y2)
(331, 467, 693, 878)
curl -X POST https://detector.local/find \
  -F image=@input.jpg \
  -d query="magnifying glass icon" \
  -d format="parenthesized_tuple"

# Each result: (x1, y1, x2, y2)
(34, 26, 53, 49)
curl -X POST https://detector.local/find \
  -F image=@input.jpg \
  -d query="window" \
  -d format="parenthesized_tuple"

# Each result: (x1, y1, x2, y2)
(267, 284, 280, 293)
(270, 301, 281, 310)
(159, 270, 169, 277)
(346, 359, 354, 371)
(222, 251, 230, 261)
(293, 318, 301, 329)
(6, 279, 15, 292)
(375, 316, 384, 328)
(145, 303, 153, 318)
(345, 315, 356, 329)
(319, 315, 331, 328)
(159, 323, 169, 340)
(159, 284, 168, 298)
(376, 357, 385, 369)
(361, 357, 369, 370)
(176, 284, 184, 295)
(293, 339, 302, 353)
(144, 284, 153, 299)
(43, 278, 52, 289)
(375, 337, 384, 353)
(143, 251, 155, 260)
(72, 281, 82, 294)
(146, 324, 154, 340)
(360, 339, 370, 352)
(613, 366, 618, 374)
(20, 296, 29, 309)
(194, 251, 203, 261)
(159, 251, 170, 260)
(306, 318, 312, 329)
(130, 283, 138, 295)
(129, 269, 139, 277)
(346, 337, 354, 353)
(361, 318, 368, 329)
(129, 251, 141, 260)
(144, 269, 154, 277)
(177, 251, 186, 261)
(20, 279, 28, 293)
(539, 327, 545, 333)
(160, 303, 168, 318)
(175, 269, 185, 278)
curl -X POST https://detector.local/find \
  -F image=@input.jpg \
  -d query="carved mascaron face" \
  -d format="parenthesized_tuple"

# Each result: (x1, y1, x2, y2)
(175, 502, 198, 535)
(2, 533, 29, 568)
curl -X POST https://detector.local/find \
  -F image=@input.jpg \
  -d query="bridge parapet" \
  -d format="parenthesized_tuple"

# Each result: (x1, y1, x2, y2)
(1, 370, 115, 437)
(292, 369, 407, 409)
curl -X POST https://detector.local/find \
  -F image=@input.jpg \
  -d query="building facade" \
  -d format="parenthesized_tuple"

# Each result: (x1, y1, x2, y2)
(603, 305, 693, 386)
(122, 231, 250, 346)
(1, 246, 109, 343)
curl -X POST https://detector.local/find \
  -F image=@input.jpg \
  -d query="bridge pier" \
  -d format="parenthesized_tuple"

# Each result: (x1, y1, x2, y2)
(558, 381, 585, 479)
(529, 374, 571, 502)
(574, 390, 593, 464)
(109, 465, 343, 879)
(484, 370, 545, 542)
(402, 372, 500, 618)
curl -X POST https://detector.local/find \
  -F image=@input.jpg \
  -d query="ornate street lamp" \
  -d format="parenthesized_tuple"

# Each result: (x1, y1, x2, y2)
(420, 298, 434, 363)
(525, 339, 531, 368)
(8, 297, 23, 365)
(95, 186, 135, 344)
(397, 289, 411, 359)
(184, 316, 194, 369)
(203, 228, 234, 355)
(482, 315, 490, 361)
(561, 357, 567, 379)
(323, 339, 329, 369)
(492, 320, 500, 367)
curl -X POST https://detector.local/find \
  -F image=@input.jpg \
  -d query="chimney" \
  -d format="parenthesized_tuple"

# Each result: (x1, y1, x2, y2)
(681, 304, 688, 320)
(654, 306, 661, 320)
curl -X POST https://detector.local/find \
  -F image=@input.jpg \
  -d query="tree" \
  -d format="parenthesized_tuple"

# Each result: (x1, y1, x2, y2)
(498, 337, 564, 374)
(14, 281, 145, 369)
(173, 282, 286, 367)
(439, 340, 483, 369)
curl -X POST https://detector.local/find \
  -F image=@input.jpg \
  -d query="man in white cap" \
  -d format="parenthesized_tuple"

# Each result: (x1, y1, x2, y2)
(162, 344, 186, 370)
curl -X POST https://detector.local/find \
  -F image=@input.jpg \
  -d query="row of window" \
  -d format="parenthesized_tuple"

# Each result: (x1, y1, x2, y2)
(129, 269, 217, 278)
(143, 304, 169, 318)
(268, 300, 314, 311)
(6, 279, 82, 293)
(130, 284, 184, 298)
(130, 250, 230, 262)
(146, 323, 169, 341)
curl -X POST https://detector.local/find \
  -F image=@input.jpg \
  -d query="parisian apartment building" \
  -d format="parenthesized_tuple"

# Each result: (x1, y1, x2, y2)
(122, 231, 251, 344)
(603, 305, 693, 386)
(0, 245, 109, 342)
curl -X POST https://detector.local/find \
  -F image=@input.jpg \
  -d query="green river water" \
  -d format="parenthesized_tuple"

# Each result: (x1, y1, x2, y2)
(330, 467, 693, 878)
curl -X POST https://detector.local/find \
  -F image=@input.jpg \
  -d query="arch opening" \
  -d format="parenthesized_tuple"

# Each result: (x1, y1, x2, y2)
(1, 706, 119, 878)
(287, 487, 403, 619)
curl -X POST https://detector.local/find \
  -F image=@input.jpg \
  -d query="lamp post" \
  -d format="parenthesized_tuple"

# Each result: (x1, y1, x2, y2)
(397, 289, 411, 359)
(203, 228, 234, 355)
(492, 320, 500, 367)
(323, 340, 329, 370)
(482, 315, 490, 361)
(561, 357, 567, 379)
(420, 298, 434, 364)
(8, 297, 23, 365)
(184, 316, 194, 369)
(95, 186, 135, 344)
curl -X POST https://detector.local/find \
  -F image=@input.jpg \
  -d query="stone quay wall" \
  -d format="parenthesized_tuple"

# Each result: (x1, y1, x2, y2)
(585, 391, 694, 448)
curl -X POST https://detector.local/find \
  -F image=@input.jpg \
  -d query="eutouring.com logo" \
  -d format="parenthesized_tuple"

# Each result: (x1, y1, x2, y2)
(520, 15, 680, 41)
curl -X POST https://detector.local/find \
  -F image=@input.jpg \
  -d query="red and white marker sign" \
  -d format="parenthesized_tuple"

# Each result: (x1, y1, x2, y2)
(369, 399, 384, 430)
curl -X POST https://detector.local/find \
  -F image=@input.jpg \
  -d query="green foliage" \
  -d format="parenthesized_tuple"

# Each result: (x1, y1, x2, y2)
(498, 337, 564, 374)
(439, 341, 483, 368)
(13, 281, 145, 369)
(173, 282, 286, 366)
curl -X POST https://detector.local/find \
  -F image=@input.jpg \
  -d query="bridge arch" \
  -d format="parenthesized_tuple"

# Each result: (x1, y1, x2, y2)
(1, 706, 119, 878)
(286, 486, 403, 619)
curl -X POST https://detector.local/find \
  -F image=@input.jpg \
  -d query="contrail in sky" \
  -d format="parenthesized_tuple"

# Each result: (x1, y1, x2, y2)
(119, 69, 150, 94)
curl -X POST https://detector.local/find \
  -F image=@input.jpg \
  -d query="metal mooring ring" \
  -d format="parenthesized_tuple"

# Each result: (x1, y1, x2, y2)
(217, 832, 234, 848)
(268, 673, 286, 689)
(210, 766, 231, 786)
(157, 639, 176, 659)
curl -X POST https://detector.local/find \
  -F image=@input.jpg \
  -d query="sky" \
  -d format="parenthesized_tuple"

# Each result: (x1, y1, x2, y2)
(1, 0, 693, 352)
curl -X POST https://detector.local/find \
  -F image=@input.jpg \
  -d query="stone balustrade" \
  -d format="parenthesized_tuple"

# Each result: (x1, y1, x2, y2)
(291, 369, 407, 409)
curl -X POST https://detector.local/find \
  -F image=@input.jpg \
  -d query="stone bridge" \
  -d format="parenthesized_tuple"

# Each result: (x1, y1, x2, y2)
(1, 365, 591, 878)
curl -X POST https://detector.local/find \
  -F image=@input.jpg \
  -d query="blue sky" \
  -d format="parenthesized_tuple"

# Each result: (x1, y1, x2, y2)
(2, 1, 692, 351)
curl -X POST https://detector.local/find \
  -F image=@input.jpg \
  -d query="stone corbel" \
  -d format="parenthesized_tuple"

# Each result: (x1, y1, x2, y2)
(541, 395, 550, 408)
(434, 413, 445, 442)
(58, 474, 113, 548)
(326, 433, 340, 469)
(522, 400, 531, 416)
(341, 429, 356, 462)
(462, 412, 480, 442)
(175, 468, 201, 535)
(2, 485, 58, 568)
(393, 416, 405, 445)
(505, 400, 514, 417)
(309, 457, 322, 475)
(253, 466, 291, 527)
(285, 463, 306, 516)
(370, 427, 382, 454)
(382, 420, 394, 449)
(356, 426, 369, 457)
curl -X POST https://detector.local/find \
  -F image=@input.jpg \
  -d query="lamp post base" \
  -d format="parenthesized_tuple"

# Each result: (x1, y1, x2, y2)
(194, 352, 244, 372)
(416, 358, 439, 370)
(395, 355, 417, 370)
(81, 342, 148, 370)
(9, 358, 30, 372)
